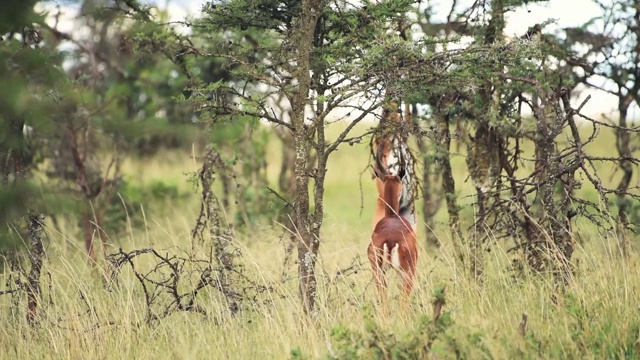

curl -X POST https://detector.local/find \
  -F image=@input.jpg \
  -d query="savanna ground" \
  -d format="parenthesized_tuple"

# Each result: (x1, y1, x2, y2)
(1, 121, 639, 359)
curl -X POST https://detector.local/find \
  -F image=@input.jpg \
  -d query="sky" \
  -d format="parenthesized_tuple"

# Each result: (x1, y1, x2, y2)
(41, 0, 636, 120)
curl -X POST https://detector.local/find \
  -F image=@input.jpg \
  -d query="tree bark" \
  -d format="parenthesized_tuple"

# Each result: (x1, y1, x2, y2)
(415, 105, 442, 248)
(527, 88, 575, 283)
(467, 120, 500, 281)
(463, 0, 505, 281)
(191, 147, 239, 313)
(420, 140, 441, 248)
(26, 212, 45, 325)
(1, 117, 46, 325)
(311, 86, 327, 255)
(293, 129, 315, 313)
(290, 0, 322, 315)
(615, 100, 633, 257)
(436, 114, 462, 244)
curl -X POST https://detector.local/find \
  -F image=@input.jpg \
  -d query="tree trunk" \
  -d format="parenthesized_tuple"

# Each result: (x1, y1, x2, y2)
(276, 129, 297, 279)
(615, 102, 632, 257)
(466, 121, 500, 281)
(26, 212, 45, 325)
(275, 124, 319, 283)
(276, 128, 296, 196)
(311, 87, 327, 250)
(290, 0, 322, 315)
(191, 147, 239, 313)
(1, 117, 46, 325)
(463, 0, 504, 281)
(220, 172, 231, 212)
(471, 187, 486, 281)
(436, 114, 462, 243)
(529, 89, 575, 283)
(293, 128, 315, 313)
(416, 105, 442, 248)
(420, 143, 441, 248)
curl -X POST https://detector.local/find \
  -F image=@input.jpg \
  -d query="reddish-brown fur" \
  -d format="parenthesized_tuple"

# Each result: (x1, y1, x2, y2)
(372, 138, 392, 230)
(371, 101, 402, 232)
(371, 136, 418, 237)
(367, 175, 418, 305)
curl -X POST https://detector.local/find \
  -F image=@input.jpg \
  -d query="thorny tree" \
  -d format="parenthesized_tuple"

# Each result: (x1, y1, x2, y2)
(457, 38, 640, 286)
(394, 0, 638, 283)
(195, 0, 341, 314)
(388, 0, 535, 263)
(194, 0, 578, 309)
(193, 0, 475, 313)
(560, 0, 640, 256)
(0, 0, 54, 325)
(380, 0, 524, 278)
(189, 146, 245, 314)
(106, 246, 274, 323)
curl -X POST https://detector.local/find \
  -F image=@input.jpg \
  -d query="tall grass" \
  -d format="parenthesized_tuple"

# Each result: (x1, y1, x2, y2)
(1, 122, 638, 359)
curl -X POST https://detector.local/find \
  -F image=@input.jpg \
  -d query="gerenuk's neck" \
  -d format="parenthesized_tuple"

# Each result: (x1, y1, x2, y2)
(383, 181, 400, 218)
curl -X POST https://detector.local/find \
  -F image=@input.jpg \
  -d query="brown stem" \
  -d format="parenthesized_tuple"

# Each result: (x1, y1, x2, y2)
(437, 114, 462, 241)
(26, 212, 45, 325)
(291, 0, 323, 315)
(82, 211, 97, 263)
(615, 101, 633, 257)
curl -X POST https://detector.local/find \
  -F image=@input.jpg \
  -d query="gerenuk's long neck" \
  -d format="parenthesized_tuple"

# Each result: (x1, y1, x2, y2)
(383, 178, 401, 218)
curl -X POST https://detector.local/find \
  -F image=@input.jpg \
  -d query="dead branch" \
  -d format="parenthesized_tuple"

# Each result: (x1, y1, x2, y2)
(106, 246, 275, 324)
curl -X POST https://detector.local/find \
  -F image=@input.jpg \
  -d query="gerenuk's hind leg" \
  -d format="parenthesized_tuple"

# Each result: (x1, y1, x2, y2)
(399, 247, 417, 314)
(368, 242, 388, 312)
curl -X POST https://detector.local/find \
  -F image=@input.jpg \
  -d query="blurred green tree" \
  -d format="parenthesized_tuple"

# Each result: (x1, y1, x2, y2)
(0, 0, 64, 324)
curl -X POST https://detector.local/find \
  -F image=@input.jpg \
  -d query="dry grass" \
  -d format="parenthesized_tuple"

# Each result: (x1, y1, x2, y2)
(1, 121, 639, 359)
